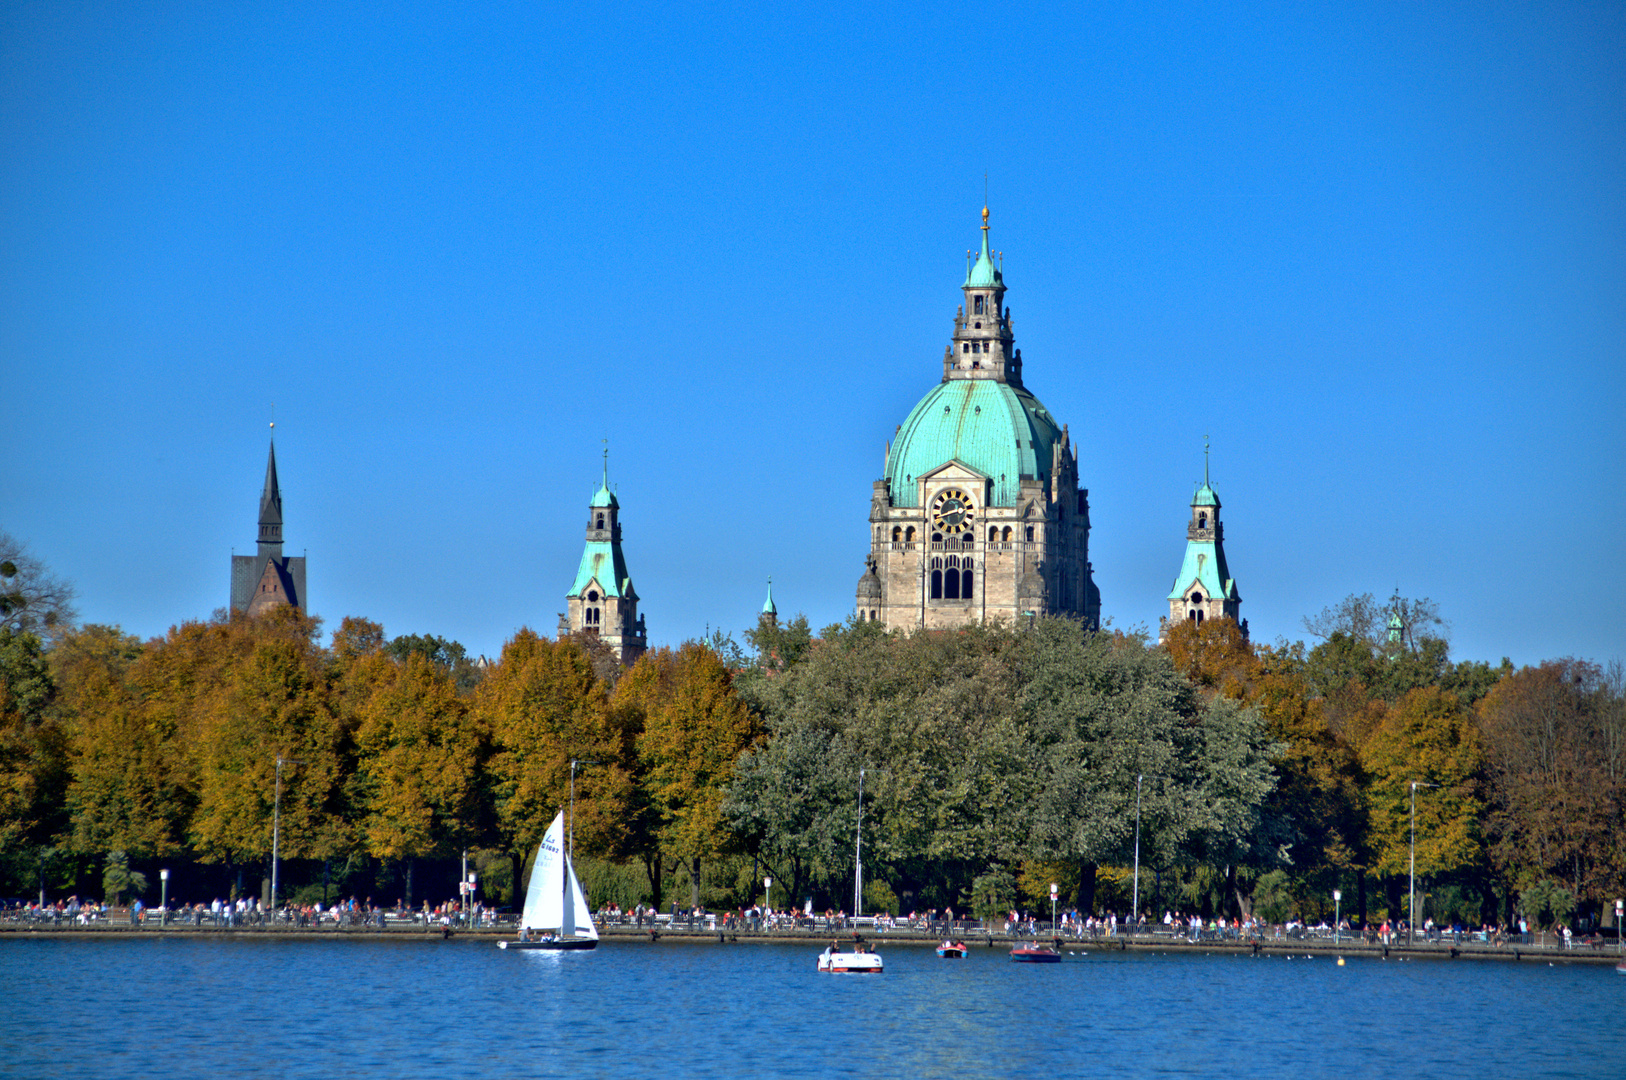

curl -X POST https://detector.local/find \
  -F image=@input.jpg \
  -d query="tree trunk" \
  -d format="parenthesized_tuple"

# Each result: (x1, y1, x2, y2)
(689, 858, 701, 907)
(405, 858, 414, 909)
(1075, 861, 1098, 915)
(643, 852, 663, 912)
(510, 850, 524, 912)
(1228, 865, 1253, 919)
(1357, 872, 1368, 925)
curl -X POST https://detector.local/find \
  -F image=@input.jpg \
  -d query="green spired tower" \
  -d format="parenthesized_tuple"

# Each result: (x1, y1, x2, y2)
(1162, 441, 1245, 638)
(558, 451, 646, 666)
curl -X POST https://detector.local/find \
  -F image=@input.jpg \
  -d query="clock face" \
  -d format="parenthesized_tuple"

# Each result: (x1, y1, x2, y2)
(932, 488, 975, 535)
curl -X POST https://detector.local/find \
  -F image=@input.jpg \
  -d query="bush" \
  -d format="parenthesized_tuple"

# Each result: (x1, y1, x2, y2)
(970, 868, 1017, 923)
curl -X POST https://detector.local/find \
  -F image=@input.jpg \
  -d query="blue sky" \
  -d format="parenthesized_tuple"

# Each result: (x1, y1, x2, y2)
(3, 2, 1621, 667)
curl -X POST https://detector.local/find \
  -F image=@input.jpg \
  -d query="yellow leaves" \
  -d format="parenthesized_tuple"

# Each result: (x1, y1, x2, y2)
(1359, 687, 1483, 878)
(478, 630, 628, 856)
(350, 649, 478, 863)
(621, 643, 759, 863)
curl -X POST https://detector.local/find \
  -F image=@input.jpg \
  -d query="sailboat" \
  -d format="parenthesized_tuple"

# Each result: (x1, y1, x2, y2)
(497, 810, 599, 951)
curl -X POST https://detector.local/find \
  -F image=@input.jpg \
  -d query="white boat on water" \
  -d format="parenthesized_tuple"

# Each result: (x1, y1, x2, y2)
(498, 810, 599, 952)
(818, 944, 883, 973)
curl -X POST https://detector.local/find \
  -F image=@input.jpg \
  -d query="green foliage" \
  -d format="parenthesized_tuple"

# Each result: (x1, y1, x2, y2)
(1252, 869, 1294, 923)
(864, 878, 898, 916)
(386, 632, 483, 693)
(970, 868, 1017, 923)
(101, 850, 147, 905)
(1519, 878, 1576, 930)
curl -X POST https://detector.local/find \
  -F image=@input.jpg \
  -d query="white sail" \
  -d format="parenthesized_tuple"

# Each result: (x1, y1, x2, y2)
(567, 857, 598, 940)
(521, 812, 567, 931)
(518, 809, 596, 940)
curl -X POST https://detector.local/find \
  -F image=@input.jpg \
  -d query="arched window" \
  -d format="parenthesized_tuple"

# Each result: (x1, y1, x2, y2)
(905, 526, 916, 543)
(974, 295, 984, 314)
(931, 569, 943, 599)
(587, 607, 600, 626)
(944, 555, 961, 599)
(1025, 526, 1034, 542)
(962, 343, 970, 353)
(932, 532, 943, 543)
(1002, 526, 1012, 542)
(961, 532, 974, 548)
(988, 526, 998, 542)
(1196, 610, 1204, 625)
(963, 567, 974, 597)
(596, 514, 605, 529)
(1198, 513, 1207, 529)
(892, 526, 902, 543)
(870, 610, 878, 621)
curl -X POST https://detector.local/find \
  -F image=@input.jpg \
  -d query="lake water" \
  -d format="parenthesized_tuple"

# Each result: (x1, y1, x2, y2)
(2, 936, 1623, 1078)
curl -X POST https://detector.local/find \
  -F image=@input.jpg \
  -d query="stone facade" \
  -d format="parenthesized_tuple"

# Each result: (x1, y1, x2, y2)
(857, 210, 1100, 631)
(1159, 459, 1245, 640)
(558, 467, 647, 667)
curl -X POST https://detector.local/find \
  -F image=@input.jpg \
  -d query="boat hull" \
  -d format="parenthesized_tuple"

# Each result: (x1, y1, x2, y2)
(817, 952, 884, 973)
(936, 942, 967, 958)
(1010, 946, 1061, 963)
(498, 938, 598, 951)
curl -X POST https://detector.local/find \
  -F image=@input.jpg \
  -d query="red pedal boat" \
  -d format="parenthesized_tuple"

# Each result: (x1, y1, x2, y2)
(1010, 943, 1062, 963)
(936, 940, 967, 958)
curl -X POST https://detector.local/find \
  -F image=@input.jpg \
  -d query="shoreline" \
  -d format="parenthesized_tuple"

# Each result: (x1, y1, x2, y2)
(4, 921, 1621, 965)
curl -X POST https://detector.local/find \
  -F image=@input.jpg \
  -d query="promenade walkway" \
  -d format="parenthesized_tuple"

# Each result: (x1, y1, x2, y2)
(5, 910, 1621, 965)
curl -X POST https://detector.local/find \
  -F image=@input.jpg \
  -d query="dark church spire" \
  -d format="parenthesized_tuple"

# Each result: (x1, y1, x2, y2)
(258, 434, 283, 556)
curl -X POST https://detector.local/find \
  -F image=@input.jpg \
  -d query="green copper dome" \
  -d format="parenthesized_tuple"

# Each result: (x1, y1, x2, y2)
(886, 380, 1062, 508)
(1192, 482, 1219, 507)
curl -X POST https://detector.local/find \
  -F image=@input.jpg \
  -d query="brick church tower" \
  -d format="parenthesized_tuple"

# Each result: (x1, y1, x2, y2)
(230, 431, 307, 615)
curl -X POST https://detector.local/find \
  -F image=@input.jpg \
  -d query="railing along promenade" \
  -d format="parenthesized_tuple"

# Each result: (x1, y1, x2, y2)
(5, 907, 1621, 964)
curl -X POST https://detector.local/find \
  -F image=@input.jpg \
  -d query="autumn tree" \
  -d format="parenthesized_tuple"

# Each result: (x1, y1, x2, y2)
(1359, 686, 1483, 919)
(620, 642, 759, 908)
(55, 625, 190, 861)
(478, 630, 637, 910)
(1162, 619, 1360, 915)
(177, 608, 352, 892)
(1477, 659, 1620, 909)
(0, 627, 66, 890)
(338, 619, 485, 900)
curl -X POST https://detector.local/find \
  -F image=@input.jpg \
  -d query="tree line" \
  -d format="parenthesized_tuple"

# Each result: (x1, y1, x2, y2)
(1, 548, 1622, 929)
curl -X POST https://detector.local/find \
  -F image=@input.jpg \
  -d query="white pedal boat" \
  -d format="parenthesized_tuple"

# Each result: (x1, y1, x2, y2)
(818, 946, 883, 973)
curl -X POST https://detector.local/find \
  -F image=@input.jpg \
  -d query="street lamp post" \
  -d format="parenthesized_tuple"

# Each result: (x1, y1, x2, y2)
(1409, 780, 1438, 946)
(853, 768, 865, 919)
(160, 868, 170, 929)
(1050, 883, 1058, 934)
(764, 877, 772, 926)
(1132, 774, 1144, 936)
(1333, 889, 1342, 945)
(271, 754, 304, 912)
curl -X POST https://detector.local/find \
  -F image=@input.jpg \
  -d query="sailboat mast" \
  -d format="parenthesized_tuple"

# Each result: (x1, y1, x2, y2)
(566, 760, 578, 929)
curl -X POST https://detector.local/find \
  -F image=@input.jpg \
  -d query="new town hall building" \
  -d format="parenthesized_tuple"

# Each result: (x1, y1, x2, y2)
(230, 210, 1242, 655)
(853, 208, 1103, 631)
(855, 208, 1241, 636)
